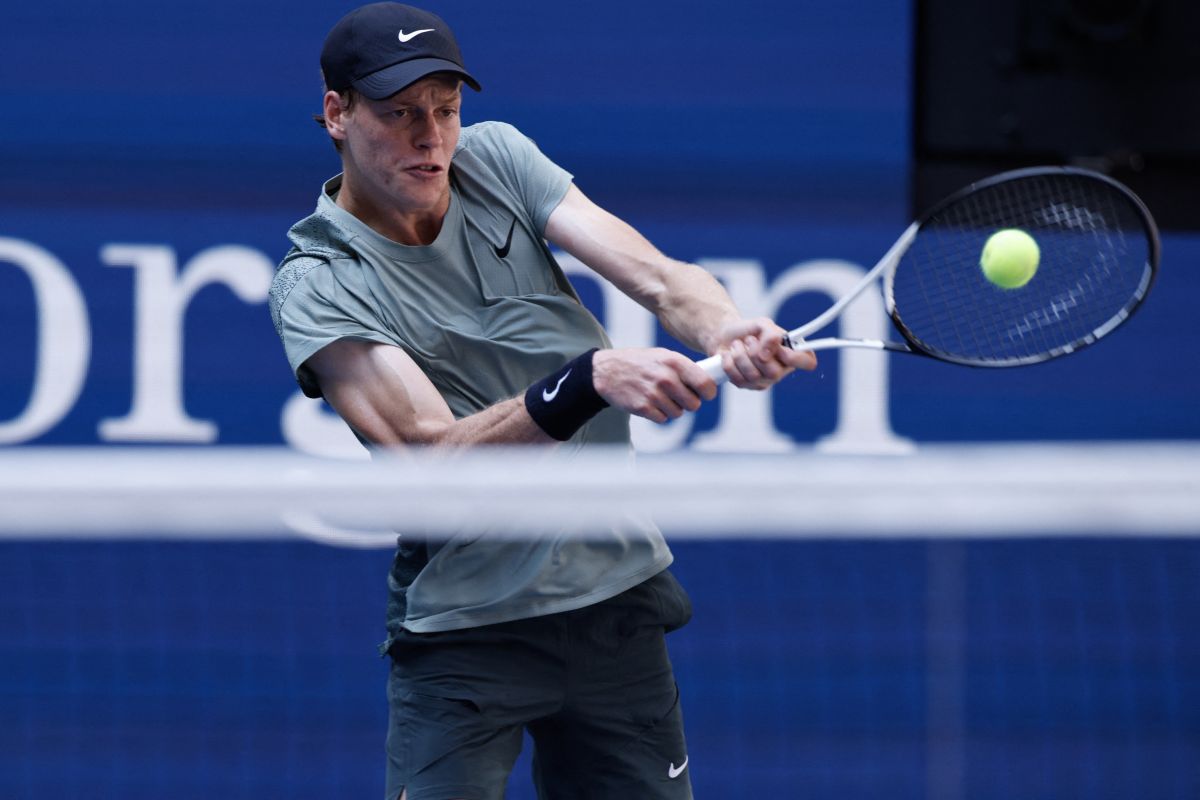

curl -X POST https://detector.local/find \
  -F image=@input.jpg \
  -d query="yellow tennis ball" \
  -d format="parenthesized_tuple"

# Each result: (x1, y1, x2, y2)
(980, 228, 1040, 289)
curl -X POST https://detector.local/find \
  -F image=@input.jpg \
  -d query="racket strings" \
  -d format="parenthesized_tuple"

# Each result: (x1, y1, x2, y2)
(891, 173, 1153, 365)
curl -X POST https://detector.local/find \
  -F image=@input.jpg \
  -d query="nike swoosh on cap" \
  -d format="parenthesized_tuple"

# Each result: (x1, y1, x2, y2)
(398, 28, 434, 43)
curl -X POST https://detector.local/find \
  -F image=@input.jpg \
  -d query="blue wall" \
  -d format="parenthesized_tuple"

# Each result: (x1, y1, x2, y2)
(2, 539, 1197, 800)
(3, 1, 1197, 447)
(2, 2, 1198, 799)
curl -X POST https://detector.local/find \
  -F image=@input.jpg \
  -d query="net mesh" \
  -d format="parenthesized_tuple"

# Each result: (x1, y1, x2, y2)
(891, 171, 1155, 365)
(2, 445, 1199, 800)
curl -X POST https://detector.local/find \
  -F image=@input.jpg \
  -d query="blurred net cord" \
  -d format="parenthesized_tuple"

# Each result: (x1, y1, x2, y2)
(1, 443, 1198, 545)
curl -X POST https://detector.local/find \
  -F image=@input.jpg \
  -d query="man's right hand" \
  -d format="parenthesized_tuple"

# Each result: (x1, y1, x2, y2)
(591, 348, 718, 424)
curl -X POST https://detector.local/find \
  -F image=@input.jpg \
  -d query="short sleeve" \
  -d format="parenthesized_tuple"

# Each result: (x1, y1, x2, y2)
(269, 255, 396, 398)
(457, 121, 573, 234)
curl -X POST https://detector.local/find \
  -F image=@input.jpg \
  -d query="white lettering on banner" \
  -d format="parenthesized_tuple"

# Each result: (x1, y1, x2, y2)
(1, 237, 909, 453)
(0, 238, 91, 444)
(98, 244, 275, 443)
(797, 263, 913, 455)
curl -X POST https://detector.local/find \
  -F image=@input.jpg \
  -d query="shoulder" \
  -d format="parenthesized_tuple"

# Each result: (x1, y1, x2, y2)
(269, 253, 332, 337)
(456, 120, 531, 154)
(453, 122, 572, 234)
(453, 121, 549, 176)
(271, 191, 367, 334)
(285, 190, 358, 263)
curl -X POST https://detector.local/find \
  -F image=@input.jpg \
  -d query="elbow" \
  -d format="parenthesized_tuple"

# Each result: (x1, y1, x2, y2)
(407, 419, 456, 447)
(357, 417, 453, 448)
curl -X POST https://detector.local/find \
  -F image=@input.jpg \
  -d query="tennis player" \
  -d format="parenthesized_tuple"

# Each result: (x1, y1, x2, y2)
(269, 4, 815, 798)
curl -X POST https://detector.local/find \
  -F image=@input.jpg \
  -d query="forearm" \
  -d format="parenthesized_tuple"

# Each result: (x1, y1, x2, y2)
(423, 396, 555, 447)
(311, 340, 556, 449)
(651, 258, 742, 355)
(331, 386, 553, 449)
(325, 352, 611, 449)
(543, 186, 739, 354)
(431, 351, 606, 447)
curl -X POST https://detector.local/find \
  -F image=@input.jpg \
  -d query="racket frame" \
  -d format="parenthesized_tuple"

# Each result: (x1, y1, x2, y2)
(698, 166, 1159, 382)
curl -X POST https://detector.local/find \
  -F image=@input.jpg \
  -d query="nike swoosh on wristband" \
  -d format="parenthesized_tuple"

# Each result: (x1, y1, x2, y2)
(542, 370, 571, 402)
(668, 756, 688, 779)
(494, 218, 516, 258)
(397, 28, 434, 43)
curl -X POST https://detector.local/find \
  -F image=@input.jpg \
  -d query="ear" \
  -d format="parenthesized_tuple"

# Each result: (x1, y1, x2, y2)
(323, 90, 350, 145)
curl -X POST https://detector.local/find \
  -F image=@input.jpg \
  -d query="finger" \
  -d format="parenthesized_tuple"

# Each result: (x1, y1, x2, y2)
(686, 366, 719, 402)
(779, 345, 818, 372)
(719, 317, 770, 342)
(720, 348, 741, 386)
(624, 388, 672, 422)
(658, 365, 707, 410)
(654, 393, 686, 420)
(664, 381, 705, 412)
(748, 330, 778, 357)
(658, 354, 715, 407)
(746, 339, 789, 383)
(646, 407, 669, 424)
(729, 339, 764, 388)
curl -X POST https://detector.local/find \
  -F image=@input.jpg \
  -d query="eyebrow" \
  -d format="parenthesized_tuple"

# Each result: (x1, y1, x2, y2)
(379, 92, 462, 109)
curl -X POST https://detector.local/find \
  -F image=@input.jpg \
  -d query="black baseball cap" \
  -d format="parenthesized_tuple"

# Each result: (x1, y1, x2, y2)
(321, 3, 481, 99)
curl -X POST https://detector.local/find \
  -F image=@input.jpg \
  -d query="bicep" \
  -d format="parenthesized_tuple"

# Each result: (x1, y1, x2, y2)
(304, 339, 456, 447)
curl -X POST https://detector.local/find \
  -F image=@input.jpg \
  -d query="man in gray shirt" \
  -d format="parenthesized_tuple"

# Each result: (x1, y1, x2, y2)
(270, 4, 815, 798)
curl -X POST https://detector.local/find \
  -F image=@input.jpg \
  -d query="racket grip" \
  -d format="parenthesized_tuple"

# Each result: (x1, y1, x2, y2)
(696, 333, 803, 385)
(696, 354, 728, 385)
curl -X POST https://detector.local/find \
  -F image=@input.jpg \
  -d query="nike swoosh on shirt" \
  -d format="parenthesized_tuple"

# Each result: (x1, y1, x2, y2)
(542, 370, 571, 402)
(398, 28, 434, 43)
(494, 218, 516, 258)
(668, 756, 689, 779)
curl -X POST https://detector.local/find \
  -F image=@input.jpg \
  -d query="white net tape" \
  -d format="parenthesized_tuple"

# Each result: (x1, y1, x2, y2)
(2, 443, 1198, 545)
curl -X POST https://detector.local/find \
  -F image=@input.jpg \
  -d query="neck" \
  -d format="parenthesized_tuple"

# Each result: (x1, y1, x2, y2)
(333, 169, 451, 246)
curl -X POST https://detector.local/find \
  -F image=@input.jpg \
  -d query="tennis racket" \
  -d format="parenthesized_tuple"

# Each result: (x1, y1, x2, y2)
(697, 166, 1159, 381)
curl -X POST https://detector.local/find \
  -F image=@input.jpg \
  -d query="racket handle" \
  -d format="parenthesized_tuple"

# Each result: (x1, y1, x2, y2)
(695, 333, 800, 386)
(696, 354, 728, 385)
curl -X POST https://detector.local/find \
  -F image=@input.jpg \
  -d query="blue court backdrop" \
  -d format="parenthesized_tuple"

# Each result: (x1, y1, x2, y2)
(2, 2, 1198, 799)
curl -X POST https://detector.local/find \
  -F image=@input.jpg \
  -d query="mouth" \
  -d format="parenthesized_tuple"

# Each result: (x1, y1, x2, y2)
(404, 163, 445, 178)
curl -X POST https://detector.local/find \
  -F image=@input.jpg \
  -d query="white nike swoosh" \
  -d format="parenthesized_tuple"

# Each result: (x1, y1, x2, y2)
(668, 756, 688, 779)
(397, 28, 435, 43)
(542, 370, 571, 402)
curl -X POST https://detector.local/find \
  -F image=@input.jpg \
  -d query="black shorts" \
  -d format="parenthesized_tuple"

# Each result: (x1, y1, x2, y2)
(384, 570, 694, 800)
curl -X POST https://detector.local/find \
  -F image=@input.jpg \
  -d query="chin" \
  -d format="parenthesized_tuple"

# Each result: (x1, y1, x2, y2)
(387, 176, 448, 206)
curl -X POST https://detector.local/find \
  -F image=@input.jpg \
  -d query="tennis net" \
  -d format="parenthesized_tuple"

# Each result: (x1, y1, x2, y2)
(2, 443, 1198, 800)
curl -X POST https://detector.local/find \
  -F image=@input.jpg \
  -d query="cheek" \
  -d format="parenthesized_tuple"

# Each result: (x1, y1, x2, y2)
(357, 132, 402, 169)
(443, 125, 461, 155)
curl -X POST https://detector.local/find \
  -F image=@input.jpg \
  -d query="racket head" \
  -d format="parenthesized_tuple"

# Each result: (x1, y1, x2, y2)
(883, 167, 1159, 367)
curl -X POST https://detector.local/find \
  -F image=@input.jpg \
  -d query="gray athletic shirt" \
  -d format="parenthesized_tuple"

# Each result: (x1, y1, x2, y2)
(270, 121, 671, 636)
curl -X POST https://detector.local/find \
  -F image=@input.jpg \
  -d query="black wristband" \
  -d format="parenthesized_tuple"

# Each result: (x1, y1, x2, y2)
(524, 349, 610, 441)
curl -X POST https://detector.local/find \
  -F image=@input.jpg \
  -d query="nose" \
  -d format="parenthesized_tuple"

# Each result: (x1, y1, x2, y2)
(412, 113, 442, 150)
